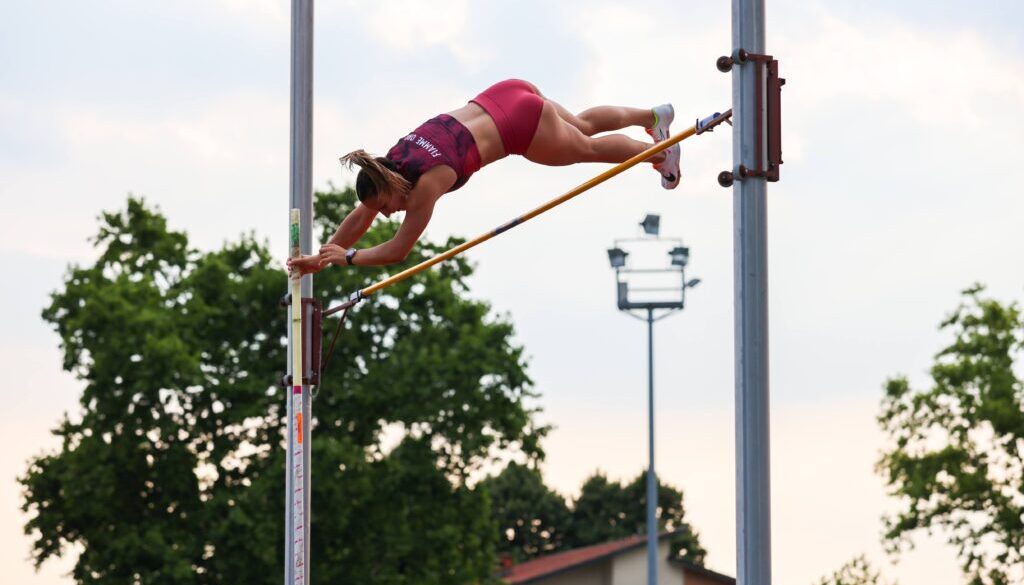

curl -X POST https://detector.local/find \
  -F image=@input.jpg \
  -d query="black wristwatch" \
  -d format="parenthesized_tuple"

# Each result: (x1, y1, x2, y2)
(345, 248, 358, 265)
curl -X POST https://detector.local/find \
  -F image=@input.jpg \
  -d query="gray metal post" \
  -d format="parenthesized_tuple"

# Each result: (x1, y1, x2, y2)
(646, 308, 657, 585)
(731, 1, 771, 585)
(286, 1, 313, 584)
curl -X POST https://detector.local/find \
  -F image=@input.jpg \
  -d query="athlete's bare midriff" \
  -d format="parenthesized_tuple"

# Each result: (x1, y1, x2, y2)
(446, 102, 509, 166)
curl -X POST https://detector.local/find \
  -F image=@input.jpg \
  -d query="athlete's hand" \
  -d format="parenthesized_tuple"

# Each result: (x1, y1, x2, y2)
(287, 254, 324, 277)
(318, 244, 349, 268)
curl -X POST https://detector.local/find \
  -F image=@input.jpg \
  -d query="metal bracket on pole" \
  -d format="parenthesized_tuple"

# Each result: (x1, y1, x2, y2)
(322, 289, 365, 318)
(716, 50, 785, 188)
(279, 295, 322, 387)
(695, 110, 733, 135)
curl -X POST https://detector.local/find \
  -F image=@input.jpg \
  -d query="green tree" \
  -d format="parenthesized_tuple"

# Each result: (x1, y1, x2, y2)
(21, 190, 544, 584)
(876, 285, 1024, 585)
(567, 471, 706, 565)
(814, 556, 893, 585)
(566, 472, 632, 545)
(479, 462, 571, 563)
(623, 471, 706, 564)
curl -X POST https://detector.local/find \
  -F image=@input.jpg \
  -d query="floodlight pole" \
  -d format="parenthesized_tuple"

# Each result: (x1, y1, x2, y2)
(732, 0, 772, 584)
(286, 1, 313, 584)
(609, 229, 698, 585)
(644, 306, 657, 585)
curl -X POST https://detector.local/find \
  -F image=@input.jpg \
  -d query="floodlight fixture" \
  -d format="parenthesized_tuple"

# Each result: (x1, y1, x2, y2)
(669, 246, 690, 267)
(607, 247, 628, 268)
(640, 214, 660, 236)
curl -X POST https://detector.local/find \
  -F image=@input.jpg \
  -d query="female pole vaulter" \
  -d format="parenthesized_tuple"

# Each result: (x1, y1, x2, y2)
(288, 79, 678, 274)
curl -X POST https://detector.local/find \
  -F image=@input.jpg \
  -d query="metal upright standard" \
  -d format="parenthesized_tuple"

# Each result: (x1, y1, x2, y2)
(723, 0, 780, 583)
(285, 1, 314, 584)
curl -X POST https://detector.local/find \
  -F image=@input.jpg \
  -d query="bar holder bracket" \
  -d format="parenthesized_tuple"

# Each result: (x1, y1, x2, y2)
(716, 50, 784, 188)
(279, 295, 322, 387)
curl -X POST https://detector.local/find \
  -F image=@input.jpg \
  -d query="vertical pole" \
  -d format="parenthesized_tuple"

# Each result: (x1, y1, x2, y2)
(286, 1, 313, 584)
(732, 1, 771, 585)
(646, 308, 657, 585)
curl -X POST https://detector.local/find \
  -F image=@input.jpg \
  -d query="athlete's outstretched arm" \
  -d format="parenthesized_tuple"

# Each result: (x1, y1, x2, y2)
(286, 203, 376, 276)
(326, 203, 377, 249)
(319, 170, 450, 268)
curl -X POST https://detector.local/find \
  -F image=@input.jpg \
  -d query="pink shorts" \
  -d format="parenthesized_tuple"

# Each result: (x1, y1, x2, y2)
(471, 79, 545, 156)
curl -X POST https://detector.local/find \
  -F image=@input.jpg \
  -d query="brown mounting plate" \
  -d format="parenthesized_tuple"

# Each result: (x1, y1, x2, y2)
(716, 50, 784, 186)
(280, 296, 322, 387)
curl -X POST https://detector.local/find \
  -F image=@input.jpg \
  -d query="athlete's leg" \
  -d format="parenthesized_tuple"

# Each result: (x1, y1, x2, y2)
(579, 106, 657, 135)
(547, 100, 655, 137)
(524, 102, 664, 166)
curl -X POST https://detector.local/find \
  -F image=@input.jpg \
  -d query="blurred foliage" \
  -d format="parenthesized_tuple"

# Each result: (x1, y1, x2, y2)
(814, 555, 893, 585)
(479, 462, 571, 563)
(483, 463, 706, 566)
(568, 469, 706, 565)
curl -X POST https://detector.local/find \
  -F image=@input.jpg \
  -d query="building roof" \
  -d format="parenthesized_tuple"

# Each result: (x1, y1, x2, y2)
(501, 534, 649, 584)
(669, 558, 736, 584)
(500, 532, 735, 585)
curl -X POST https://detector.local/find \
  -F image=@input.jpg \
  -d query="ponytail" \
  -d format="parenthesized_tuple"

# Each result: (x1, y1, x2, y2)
(340, 149, 412, 204)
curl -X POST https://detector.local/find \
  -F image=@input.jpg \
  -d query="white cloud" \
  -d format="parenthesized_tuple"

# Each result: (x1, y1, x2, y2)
(0, 90, 289, 259)
(192, 0, 289, 31)
(339, 0, 493, 71)
(565, 3, 730, 113)
(213, 0, 288, 21)
(781, 10, 1024, 129)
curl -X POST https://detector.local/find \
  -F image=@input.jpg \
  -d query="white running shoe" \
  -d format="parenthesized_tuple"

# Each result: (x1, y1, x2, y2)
(647, 103, 674, 142)
(654, 143, 681, 189)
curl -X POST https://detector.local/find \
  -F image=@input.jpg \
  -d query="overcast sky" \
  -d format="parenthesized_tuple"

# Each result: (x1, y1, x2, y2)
(2, 1, 1023, 584)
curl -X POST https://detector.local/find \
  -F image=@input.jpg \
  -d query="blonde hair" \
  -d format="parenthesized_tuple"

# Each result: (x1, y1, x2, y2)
(340, 149, 413, 206)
